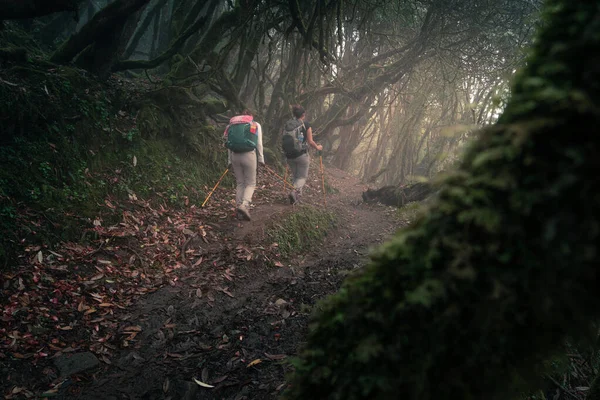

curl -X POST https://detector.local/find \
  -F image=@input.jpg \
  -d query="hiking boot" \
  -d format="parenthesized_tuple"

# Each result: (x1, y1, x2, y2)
(237, 205, 251, 221)
(288, 190, 298, 205)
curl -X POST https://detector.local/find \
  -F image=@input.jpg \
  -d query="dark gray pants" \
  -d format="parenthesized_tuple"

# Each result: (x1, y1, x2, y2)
(287, 153, 310, 193)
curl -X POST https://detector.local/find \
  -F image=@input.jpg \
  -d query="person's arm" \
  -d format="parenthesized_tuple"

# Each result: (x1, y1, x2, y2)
(256, 122, 265, 165)
(306, 126, 323, 151)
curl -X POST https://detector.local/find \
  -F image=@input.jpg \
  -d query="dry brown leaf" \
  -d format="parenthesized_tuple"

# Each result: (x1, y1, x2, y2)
(265, 353, 287, 360)
(123, 326, 142, 332)
(212, 375, 228, 384)
(57, 326, 73, 331)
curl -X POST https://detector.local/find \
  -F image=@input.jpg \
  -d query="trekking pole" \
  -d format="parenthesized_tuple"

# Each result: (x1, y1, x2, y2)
(201, 168, 229, 208)
(265, 165, 295, 189)
(319, 151, 327, 207)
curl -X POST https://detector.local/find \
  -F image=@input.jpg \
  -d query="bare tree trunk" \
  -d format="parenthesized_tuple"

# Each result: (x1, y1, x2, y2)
(149, 11, 160, 58)
(111, 0, 219, 72)
(51, 0, 150, 78)
(122, 0, 169, 60)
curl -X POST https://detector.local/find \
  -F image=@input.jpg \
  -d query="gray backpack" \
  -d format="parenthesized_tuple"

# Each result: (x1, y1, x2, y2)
(282, 119, 307, 158)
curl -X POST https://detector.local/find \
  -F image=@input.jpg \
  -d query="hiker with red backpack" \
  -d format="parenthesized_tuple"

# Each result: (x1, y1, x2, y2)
(224, 109, 265, 221)
(282, 104, 323, 204)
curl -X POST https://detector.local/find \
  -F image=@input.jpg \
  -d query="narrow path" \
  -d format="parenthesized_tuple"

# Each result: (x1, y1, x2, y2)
(58, 163, 404, 400)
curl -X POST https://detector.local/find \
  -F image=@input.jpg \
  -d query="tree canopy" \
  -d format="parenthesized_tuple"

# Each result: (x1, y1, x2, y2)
(2, 0, 541, 184)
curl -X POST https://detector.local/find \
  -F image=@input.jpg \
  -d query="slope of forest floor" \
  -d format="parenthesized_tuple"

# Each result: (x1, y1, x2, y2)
(1, 159, 405, 400)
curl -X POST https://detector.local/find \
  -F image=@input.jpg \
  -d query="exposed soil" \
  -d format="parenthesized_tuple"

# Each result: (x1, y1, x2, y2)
(2, 162, 405, 400)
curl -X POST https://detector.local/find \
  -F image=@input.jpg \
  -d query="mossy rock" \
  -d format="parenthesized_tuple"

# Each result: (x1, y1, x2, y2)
(284, 1, 600, 399)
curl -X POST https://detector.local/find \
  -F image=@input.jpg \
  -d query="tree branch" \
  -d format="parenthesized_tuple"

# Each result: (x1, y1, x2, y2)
(112, 0, 219, 72)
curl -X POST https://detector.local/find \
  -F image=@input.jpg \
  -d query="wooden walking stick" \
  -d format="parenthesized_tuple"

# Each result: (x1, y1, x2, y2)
(319, 151, 327, 206)
(265, 165, 295, 189)
(201, 168, 229, 207)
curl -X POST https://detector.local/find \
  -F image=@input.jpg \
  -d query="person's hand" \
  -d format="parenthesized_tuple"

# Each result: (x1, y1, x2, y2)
(316, 144, 323, 151)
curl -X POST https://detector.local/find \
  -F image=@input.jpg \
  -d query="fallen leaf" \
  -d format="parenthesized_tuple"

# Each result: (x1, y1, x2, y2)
(273, 261, 283, 267)
(57, 326, 73, 331)
(122, 326, 142, 332)
(192, 257, 203, 267)
(212, 375, 228, 384)
(247, 359, 262, 367)
(193, 378, 214, 388)
(265, 353, 287, 360)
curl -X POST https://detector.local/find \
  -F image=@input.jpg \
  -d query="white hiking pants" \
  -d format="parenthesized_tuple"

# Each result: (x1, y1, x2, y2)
(231, 150, 257, 207)
(287, 152, 310, 193)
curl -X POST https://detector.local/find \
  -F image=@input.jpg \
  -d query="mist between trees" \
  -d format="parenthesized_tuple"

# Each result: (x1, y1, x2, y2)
(1, 0, 542, 185)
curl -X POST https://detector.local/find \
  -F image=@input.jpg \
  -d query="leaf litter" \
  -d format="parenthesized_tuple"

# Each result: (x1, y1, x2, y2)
(1, 159, 340, 398)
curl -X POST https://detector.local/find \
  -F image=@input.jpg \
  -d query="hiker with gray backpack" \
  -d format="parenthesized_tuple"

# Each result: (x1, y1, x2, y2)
(282, 104, 323, 204)
(224, 109, 265, 221)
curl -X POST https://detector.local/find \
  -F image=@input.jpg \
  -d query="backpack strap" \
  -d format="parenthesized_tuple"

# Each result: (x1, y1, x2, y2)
(229, 115, 253, 125)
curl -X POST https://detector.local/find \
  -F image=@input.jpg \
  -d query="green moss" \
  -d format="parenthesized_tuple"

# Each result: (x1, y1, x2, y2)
(267, 206, 336, 258)
(284, 1, 600, 399)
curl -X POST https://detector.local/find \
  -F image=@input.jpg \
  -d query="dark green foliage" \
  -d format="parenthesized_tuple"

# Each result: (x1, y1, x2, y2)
(0, 62, 228, 265)
(284, 1, 600, 399)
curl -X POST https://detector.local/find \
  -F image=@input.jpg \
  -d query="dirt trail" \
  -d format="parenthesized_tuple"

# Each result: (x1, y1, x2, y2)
(57, 163, 404, 400)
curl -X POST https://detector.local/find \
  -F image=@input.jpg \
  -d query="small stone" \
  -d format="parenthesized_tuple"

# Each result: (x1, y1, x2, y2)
(54, 352, 100, 377)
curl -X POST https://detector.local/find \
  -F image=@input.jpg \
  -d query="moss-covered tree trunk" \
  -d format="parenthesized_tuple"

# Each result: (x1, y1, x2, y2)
(284, 1, 600, 399)
(362, 183, 433, 207)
